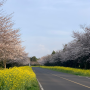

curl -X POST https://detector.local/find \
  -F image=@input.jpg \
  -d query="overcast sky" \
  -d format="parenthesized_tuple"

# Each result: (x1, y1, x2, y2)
(2, 0, 90, 58)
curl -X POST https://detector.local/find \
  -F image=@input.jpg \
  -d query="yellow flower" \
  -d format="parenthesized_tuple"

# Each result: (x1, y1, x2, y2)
(0, 66, 37, 90)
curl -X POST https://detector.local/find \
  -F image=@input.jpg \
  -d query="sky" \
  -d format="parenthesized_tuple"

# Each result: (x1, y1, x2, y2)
(1, 0, 90, 58)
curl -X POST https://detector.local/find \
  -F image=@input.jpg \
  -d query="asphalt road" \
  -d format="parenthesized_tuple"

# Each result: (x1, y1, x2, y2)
(32, 67, 90, 90)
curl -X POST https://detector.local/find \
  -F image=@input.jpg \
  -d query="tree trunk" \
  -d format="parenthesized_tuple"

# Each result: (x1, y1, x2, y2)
(3, 60, 6, 69)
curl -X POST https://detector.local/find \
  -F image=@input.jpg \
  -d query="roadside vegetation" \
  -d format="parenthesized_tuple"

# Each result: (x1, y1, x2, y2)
(40, 66, 90, 77)
(0, 66, 40, 90)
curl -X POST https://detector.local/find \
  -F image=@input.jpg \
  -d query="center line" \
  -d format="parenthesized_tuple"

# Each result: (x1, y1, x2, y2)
(52, 74, 90, 89)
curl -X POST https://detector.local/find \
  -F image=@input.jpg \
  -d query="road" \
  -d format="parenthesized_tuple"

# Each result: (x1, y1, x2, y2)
(32, 67, 90, 90)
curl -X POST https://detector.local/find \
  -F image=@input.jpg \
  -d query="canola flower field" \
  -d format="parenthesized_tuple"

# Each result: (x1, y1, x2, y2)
(0, 66, 40, 90)
(40, 66, 90, 77)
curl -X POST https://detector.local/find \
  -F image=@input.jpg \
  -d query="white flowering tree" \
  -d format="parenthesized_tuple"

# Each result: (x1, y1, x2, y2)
(0, 15, 21, 68)
(0, 12, 30, 68)
(0, 0, 30, 68)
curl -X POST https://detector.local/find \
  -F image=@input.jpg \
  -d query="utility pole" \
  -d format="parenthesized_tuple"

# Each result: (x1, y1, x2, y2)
(29, 63, 30, 66)
(29, 58, 31, 66)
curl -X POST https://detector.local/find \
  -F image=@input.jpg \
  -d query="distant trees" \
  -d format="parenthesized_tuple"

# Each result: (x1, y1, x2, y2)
(30, 56, 39, 62)
(0, 0, 29, 68)
(30, 56, 40, 66)
(30, 56, 37, 61)
(51, 50, 56, 55)
(38, 25, 90, 69)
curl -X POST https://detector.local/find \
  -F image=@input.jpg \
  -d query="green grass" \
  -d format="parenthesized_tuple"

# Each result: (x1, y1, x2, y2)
(40, 66, 90, 77)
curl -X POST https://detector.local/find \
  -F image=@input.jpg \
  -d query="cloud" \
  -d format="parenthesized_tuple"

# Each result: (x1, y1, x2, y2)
(38, 44, 50, 53)
(28, 44, 51, 58)
(47, 30, 71, 36)
(39, 44, 46, 50)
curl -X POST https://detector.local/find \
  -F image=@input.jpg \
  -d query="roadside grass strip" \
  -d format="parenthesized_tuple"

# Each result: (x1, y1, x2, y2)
(40, 66, 90, 77)
(0, 66, 40, 90)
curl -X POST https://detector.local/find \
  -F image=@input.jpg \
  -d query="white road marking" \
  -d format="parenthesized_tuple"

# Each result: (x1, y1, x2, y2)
(33, 70, 44, 90)
(86, 77, 90, 79)
(37, 78, 44, 90)
(52, 74, 90, 89)
(78, 75, 83, 77)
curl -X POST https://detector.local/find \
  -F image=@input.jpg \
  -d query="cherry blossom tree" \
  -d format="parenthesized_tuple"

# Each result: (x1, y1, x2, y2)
(0, 1, 29, 68)
(38, 25, 90, 69)
(0, 15, 21, 68)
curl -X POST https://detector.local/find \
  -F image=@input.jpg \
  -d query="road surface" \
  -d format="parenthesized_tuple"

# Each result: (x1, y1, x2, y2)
(32, 67, 90, 90)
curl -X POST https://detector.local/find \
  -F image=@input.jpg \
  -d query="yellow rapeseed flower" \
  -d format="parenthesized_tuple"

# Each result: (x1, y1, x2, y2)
(0, 66, 37, 90)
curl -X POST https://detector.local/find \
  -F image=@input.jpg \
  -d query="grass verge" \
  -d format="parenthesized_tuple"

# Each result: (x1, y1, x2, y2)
(40, 66, 90, 77)
(0, 66, 40, 90)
